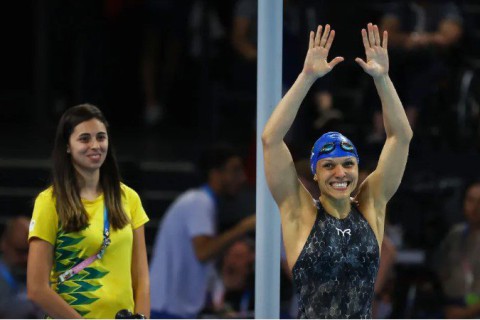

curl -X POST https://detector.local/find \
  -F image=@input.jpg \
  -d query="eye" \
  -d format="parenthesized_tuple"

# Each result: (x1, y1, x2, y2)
(97, 134, 107, 141)
(343, 161, 354, 168)
(79, 136, 90, 143)
(323, 163, 334, 169)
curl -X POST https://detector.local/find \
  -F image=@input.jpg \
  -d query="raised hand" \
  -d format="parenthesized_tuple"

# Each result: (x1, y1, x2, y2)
(355, 23, 389, 78)
(302, 24, 344, 79)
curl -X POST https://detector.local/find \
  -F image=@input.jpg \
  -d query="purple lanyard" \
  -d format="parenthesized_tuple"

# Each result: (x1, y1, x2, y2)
(58, 206, 110, 283)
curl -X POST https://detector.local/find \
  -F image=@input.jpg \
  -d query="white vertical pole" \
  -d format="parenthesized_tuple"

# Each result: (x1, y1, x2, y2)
(255, 0, 282, 318)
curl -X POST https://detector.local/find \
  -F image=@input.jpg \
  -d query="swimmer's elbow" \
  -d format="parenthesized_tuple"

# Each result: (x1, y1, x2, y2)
(262, 130, 281, 148)
(404, 127, 413, 142)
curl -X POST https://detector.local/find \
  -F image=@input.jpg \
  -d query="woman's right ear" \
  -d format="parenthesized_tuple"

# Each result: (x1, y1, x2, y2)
(313, 174, 318, 181)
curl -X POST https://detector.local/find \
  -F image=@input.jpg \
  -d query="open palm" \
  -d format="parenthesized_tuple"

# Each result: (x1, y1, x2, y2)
(303, 25, 343, 79)
(355, 23, 389, 78)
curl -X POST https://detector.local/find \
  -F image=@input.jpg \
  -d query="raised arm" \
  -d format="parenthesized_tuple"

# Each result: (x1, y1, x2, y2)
(192, 215, 255, 262)
(355, 23, 413, 208)
(262, 25, 343, 213)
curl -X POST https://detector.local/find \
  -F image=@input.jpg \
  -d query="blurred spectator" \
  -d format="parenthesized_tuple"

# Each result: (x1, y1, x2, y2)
(209, 238, 255, 318)
(368, 0, 464, 141)
(141, 0, 193, 126)
(149, 144, 256, 318)
(435, 179, 480, 318)
(231, 0, 257, 95)
(312, 90, 343, 132)
(232, 0, 324, 87)
(231, 0, 341, 139)
(0, 217, 42, 318)
(372, 235, 397, 319)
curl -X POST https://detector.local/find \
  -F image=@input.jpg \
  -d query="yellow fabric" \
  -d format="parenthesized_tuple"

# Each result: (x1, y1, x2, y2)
(29, 184, 149, 319)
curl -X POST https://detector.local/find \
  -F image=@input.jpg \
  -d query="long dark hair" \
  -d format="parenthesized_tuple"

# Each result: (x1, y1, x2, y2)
(51, 104, 129, 232)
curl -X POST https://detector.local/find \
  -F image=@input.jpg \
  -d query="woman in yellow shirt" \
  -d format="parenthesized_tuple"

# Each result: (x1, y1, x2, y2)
(27, 104, 150, 318)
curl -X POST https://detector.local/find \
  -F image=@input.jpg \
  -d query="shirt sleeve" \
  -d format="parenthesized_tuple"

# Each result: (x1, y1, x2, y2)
(124, 186, 149, 230)
(433, 225, 462, 280)
(28, 190, 58, 246)
(185, 193, 215, 238)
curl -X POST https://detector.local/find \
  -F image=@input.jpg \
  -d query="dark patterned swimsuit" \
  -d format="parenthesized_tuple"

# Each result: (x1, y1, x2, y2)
(292, 201, 380, 319)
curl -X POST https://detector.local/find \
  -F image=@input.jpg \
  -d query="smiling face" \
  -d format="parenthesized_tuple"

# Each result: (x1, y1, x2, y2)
(314, 156, 358, 200)
(67, 118, 108, 174)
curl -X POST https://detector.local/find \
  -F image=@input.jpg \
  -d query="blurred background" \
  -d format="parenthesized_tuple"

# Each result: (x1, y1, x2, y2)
(1, 0, 480, 318)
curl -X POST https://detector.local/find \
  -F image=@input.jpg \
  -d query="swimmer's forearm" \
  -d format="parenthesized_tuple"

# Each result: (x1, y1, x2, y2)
(262, 72, 316, 145)
(374, 75, 413, 141)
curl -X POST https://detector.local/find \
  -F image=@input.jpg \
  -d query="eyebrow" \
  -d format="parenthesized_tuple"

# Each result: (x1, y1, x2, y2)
(77, 131, 107, 136)
(321, 160, 337, 165)
(321, 157, 355, 164)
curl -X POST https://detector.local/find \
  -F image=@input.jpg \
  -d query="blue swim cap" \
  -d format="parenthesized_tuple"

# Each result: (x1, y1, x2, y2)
(310, 132, 359, 174)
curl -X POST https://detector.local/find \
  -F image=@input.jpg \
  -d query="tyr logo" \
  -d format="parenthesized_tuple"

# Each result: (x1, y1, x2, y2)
(335, 227, 351, 237)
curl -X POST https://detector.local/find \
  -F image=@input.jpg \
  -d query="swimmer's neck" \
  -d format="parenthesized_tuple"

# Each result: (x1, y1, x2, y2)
(319, 195, 351, 219)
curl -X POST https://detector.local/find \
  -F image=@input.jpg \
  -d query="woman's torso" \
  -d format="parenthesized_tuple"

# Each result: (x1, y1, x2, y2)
(30, 185, 148, 318)
(292, 202, 380, 318)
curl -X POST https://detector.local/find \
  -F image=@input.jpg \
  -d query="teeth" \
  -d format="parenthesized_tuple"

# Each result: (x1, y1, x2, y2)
(332, 182, 347, 188)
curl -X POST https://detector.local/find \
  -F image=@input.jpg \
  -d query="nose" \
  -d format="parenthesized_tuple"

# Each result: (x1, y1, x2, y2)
(333, 165, 346, 178)
(90, 139, 100, 149)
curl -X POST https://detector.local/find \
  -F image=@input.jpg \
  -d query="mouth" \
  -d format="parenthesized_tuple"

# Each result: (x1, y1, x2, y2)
(87, 154, 102, 161)
(329, 181, 350, 191)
